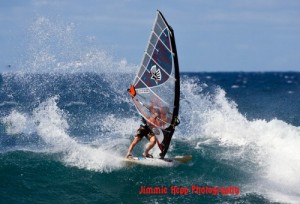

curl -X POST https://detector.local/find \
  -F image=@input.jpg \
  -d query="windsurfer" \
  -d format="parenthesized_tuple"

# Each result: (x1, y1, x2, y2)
(126, 115, 158, 159)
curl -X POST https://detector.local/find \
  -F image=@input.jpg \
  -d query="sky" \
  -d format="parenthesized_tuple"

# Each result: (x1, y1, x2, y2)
(0, 0, 300, 72)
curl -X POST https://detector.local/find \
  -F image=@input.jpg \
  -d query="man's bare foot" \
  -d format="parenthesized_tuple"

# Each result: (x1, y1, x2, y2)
(143, 153, 153, 158)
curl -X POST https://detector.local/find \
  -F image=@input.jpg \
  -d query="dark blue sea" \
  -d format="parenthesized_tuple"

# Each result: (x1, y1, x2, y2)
(0, 71, 299, 204)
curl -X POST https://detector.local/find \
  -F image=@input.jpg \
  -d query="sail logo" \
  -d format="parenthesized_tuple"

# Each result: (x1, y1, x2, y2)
(150, 65, 161, 84)
(137, 88, 150, 94)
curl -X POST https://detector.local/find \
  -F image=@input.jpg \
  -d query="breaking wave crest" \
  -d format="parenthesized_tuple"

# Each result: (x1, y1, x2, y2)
(179, 77, 300, 203)
(2, 97, 125, 173)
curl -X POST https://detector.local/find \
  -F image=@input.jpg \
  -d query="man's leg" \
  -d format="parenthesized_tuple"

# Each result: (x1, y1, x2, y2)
(126, 136, 141, 158)
(143, 135, 156, 157)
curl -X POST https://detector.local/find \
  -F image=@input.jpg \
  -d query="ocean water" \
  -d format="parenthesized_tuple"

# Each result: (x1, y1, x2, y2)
(1, 71, 299, 204)
(1, 17, 300, 204)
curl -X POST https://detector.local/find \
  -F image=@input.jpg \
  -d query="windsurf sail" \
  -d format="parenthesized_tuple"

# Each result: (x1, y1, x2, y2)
(128, 10, 180, 158)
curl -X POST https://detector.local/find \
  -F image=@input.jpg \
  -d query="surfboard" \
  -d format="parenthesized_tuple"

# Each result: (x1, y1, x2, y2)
(123, 155, 192, 166)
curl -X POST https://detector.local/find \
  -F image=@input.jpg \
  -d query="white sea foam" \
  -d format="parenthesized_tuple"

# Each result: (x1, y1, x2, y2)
(179, 78, 300, 203)
(34, 97, 127, 172)
(2, 110, 28, 135)
(2, 97, 126, 172)
(17, 16, 136, 74)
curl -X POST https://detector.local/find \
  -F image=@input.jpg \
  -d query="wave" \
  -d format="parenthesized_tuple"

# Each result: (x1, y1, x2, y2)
(4, 76, 298, 201)
(64, 101, 87, 107)
(178, 77, 300, 203)
(2, 97, 125, 173)
(0, 101, 18, 107)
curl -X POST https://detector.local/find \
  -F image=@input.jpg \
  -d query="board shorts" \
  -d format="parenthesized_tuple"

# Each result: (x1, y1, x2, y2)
(135, 126, 155, 140)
